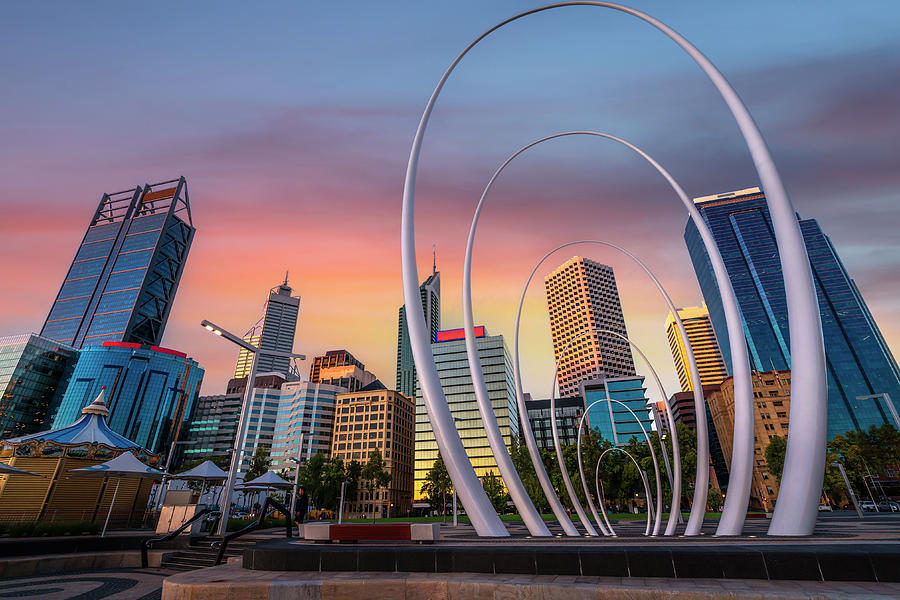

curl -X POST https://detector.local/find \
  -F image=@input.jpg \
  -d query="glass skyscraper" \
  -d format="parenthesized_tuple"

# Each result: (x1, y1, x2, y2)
(584, 376, 653, 447)
(685, 187, 900, 438)
(397, 262, 440, 399)
(413, 326, 517, 499)
(233, 277, 301, 378)
(0, 334, 78, 439)
(41, 177, 195, 348)
(50, 341, 204, 453)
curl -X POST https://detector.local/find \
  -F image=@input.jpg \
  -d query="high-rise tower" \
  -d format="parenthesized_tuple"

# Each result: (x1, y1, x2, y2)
(544, 256, 636, 398)
(233, 275, 301, 378)
(396, 251, 440, 398)
(685, 187, 900, 438)
(665, 305, 729, 392)
(41, 178, 195, 348)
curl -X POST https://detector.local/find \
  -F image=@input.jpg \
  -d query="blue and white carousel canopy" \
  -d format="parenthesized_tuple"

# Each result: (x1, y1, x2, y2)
(4, 389, 142, 450)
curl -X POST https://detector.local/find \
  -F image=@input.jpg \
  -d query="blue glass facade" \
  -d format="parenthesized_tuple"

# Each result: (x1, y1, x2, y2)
(41, 177, 194, 348)
(50, 342, 204, 453)
(584, 376, 653, 447)
(685, 188, 900, 438)
(0, 334, 78, 439)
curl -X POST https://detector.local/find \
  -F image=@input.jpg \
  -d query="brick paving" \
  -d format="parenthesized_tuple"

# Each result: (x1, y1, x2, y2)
(0, 568, 177, 600)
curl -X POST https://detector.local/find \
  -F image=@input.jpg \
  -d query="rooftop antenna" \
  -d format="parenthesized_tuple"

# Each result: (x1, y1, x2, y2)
(432, 244, 437, 275)
(284, 270, 289, 286)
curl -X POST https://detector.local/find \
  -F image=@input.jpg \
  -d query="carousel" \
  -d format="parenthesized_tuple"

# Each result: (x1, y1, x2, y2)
(0, 390, 162, 528)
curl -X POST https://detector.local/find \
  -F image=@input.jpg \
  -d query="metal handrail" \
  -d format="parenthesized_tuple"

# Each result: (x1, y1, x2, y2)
(141, 507, 220, 568)
(213, 497, 292, 565)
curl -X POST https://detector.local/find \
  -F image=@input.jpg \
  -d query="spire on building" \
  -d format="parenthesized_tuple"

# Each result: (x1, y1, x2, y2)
(432, 244, 437, 276)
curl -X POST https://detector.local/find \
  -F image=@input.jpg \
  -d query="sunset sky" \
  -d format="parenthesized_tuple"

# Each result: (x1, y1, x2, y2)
(1, 1, 898, 402)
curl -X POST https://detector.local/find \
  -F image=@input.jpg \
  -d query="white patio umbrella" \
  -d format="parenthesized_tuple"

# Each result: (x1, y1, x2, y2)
(0, 462, 44, 477)
(171, 460, 227, 503)
(69, 451, 165, 537)
(241, 472, 292, 513)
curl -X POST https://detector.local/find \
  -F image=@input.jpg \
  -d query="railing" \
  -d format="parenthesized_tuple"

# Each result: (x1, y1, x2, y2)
(141, 508, 220, 568)
(213, 498, 292, 565)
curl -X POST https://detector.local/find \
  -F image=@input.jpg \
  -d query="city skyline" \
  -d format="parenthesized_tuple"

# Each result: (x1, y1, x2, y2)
(1, 2, 898, 402)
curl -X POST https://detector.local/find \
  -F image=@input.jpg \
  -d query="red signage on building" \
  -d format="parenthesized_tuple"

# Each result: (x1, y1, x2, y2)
(435, 326, 485, 343)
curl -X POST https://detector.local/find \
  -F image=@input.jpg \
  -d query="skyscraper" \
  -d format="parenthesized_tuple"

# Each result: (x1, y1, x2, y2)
(583, 376, 653, 447)
(41, 178, 195, 348)
(396, 256, 440, 398)
(414, 327, 518, 499)
(51, 341, 204, 454)
(331, 386, 415, 518)
(665, 305, 729, 392)
(686, 187, 900, 438)
(545, 257, 636, 398)
(233, 276, 301, 378)
(0, 333, 78, 439)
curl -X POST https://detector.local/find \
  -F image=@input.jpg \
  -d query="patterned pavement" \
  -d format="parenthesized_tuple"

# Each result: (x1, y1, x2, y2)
(0, 568, 178, 600)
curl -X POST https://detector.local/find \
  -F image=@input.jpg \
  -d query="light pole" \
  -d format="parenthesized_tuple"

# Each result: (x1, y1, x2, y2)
(856, 394, 900, 429)
(832, 462, 864, 519)
(288, 433, 304, 522)
(201, 319, 305, 536)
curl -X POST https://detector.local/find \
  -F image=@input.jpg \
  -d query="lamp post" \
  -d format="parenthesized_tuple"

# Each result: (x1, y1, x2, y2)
(201, 319, 305, 536)
(832, 462, 864, 519)
(855, 394, 900, 429)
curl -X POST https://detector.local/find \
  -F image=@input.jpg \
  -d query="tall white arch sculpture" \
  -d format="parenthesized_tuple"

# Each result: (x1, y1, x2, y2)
(465, 130, 723, 536)
(509, 239, 706, 534)
(403, 2, 825, 537)
(575, 395, 663, 536)
(595, 447, 654, 536)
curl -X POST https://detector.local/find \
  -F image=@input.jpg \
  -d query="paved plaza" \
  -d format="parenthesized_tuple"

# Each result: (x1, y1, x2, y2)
(0, 568, 177, 600)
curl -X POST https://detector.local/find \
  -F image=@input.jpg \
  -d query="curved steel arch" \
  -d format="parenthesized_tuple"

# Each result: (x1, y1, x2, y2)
(597, 329, 682, 535)
(403, 2, 824, 537)
(464, 131, 707, 536)
(508, 239, 704, 534)
(576, 393, 662, 536)
(595, 447, 654, 536)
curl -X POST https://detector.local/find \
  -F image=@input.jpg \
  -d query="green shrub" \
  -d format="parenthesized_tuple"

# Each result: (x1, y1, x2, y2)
(0, 520, 104, 537)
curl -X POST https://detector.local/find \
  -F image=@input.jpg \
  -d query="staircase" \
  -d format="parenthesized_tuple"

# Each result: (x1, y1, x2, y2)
(160, 537, 258, 571)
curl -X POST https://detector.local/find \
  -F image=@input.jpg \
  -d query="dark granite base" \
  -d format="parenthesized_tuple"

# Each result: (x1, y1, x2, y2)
(244, 541, 900, 582)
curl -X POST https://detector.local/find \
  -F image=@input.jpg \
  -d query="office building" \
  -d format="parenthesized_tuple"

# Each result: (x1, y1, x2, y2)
(0, 334, 78, 439)
(545, 257, 636, 398)
(525, 396, 585, 449)
(397, 260, 441, 398)
(270, 380, 345, 471)
(414, 327, 518, 499)
(665, 305, 728, 392)
(183, 374, 293, 470)
(707, 370, 791, 510)
(309, 350, 379, 391)
(331, 386, 415, 518)
(667, 389, 730, 490)
(51, 341, 203, 454)
(583, 376, 652, 447)
(234, 276, 301, 378)
(686, 187, 900, 438)
(42, 178, 194, 349)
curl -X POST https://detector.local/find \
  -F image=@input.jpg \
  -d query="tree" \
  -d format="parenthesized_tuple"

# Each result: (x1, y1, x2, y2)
(482, 471, 509, 513)
(764, 435, 787, 482)
(420, 457, 452, 515)
(509, 437, 548, 511)
(707, 487, 725, 511)
(244, 446, 271, 481)
(362, 450, 393, 492)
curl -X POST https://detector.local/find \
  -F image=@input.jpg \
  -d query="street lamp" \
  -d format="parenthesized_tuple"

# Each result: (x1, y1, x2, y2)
(201, 319, 306, 536)
(855, 393, 900, 429)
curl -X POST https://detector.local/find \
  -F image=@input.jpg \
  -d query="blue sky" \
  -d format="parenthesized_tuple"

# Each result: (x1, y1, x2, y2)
(1, 1, 898, 398)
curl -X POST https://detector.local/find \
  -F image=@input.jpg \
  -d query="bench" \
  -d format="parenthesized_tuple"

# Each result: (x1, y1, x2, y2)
(300, 523, 440, 543)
